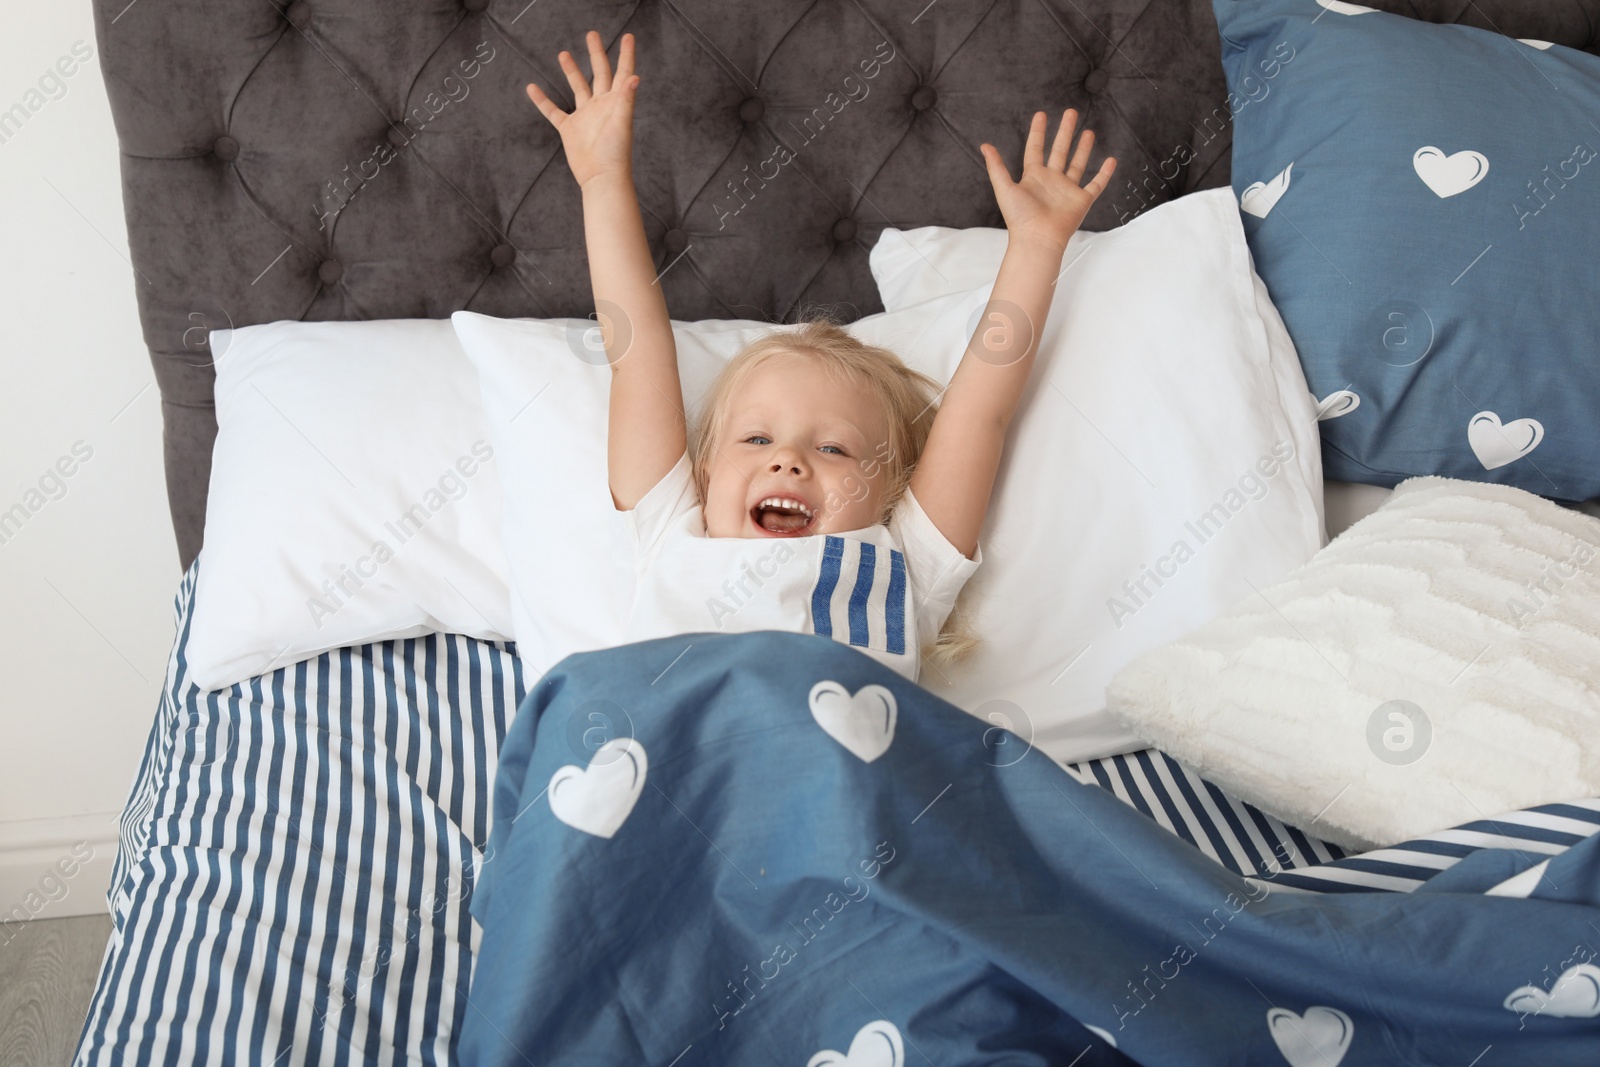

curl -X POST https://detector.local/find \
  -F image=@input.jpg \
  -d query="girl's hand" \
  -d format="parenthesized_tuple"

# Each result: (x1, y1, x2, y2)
(980, 110, 1116, 253)
(525, 31, 639, 190)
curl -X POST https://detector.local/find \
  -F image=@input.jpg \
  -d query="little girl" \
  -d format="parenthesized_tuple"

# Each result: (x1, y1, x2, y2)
(526, 31, 1114, 684)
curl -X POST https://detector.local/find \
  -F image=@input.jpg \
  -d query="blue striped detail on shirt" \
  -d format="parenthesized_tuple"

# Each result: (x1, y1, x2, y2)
(848, 543, 876, 647)
(811, 536, 845, 639)
(885, 549, 907, 655)
(808, 537, 912, 658)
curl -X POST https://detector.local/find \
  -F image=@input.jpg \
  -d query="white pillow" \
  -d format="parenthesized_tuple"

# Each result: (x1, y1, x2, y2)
(454, 187, 1325, 763)
(187, 319, 514, 691)
(1106, 476, 1600, 850)
(865, 189, 1326, 761)
(873, 213, 1419, 554)
(448, 313, 780, 678)
(868, 223, 1018, 312)
(874, 222, 1409, 555)
(452, 306, 997, 677)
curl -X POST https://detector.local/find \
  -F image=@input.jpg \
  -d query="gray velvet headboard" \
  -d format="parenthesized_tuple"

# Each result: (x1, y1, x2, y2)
(91, 0, 1600, 572)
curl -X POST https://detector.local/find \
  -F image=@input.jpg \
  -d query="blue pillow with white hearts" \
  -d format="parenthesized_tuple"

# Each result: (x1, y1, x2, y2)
(1213, 0, 1600, 501)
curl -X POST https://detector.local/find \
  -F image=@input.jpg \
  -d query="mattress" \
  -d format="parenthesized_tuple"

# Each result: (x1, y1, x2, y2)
(73, 560, 1600, 1064)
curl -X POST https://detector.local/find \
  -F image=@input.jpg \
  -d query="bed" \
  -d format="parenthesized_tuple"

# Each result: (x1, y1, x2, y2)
(79, 0, 1600, 1063)
(78, 555, 1600, 1063)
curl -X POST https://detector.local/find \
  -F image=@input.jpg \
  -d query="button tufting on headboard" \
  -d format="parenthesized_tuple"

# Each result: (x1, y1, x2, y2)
(87, 0, 1600, 568)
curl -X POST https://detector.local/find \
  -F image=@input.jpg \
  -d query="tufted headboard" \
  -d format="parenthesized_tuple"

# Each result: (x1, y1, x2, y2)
(91, 0, 1600, 571)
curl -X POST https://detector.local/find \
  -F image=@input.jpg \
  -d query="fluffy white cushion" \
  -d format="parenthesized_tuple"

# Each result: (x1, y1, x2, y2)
(1107, 476, 1600, 850)
(187, 319, 514, 691)
(454, 187, 1326, 764)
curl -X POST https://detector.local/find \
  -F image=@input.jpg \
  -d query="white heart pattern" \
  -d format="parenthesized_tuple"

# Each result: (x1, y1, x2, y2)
(1314, 390, 1361, 421)
(547, 737, 647, 839)
(1468, 410, 1544, 470)
(1413, 146, 1489, 198)
(1241, 163, 1293, 218)
(1504, 964, 1600, 1019)
(807, 1019, 904, 1067)
(809, 681, 897, 763)
(1316, 0, 1376, 13)
(1267, 1005, 1353, 1067)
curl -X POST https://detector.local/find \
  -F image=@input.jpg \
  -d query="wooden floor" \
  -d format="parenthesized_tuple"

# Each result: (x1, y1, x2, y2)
(0, 915, 111, 1067)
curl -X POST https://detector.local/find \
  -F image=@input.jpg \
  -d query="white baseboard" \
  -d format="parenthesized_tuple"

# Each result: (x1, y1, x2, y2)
(0, 812, 121, 924)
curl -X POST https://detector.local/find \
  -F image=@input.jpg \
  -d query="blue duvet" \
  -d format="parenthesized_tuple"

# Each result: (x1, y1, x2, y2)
(461, 631, 1600, 1065)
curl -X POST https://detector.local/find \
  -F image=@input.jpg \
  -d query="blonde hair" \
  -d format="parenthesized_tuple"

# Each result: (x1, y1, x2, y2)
(689, 310, 980, 671)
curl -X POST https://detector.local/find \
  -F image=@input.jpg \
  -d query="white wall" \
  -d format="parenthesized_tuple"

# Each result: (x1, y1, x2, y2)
(1, 1, 179, 921)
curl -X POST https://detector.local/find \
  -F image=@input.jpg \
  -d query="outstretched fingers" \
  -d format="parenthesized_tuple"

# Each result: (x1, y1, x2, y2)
(557, 47, 591, 104)
(1047, 109, 1078, 172)
(616, 32, 635, 83)
(1082, 155, 1118, 198)
(1023, 111, 1048, 171)
(555, 31, 634, 104)
(525, 81, 567, 128)
(1065, 127, 1096, 184)
(586, 30, 613, 94)
(980, 143, 1014, 189)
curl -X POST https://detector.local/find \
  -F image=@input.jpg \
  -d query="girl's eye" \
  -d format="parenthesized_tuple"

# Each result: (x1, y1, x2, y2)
(820, 445, 845, 455)
(744, 434, 771, 446)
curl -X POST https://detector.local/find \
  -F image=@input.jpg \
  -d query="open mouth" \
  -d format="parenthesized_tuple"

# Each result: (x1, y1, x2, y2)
(749, 496, 817, 536)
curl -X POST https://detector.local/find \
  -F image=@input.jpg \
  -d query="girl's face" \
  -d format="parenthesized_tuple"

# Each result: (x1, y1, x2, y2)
(702, 351, 893, 539)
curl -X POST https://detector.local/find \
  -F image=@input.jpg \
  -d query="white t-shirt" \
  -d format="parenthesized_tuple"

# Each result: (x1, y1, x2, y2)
(614, 452, 982, 683)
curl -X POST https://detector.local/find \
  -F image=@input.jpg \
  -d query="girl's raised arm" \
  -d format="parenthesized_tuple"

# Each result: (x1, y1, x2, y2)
(526, 31, 685, 510)
(910, 109, 1115, 559)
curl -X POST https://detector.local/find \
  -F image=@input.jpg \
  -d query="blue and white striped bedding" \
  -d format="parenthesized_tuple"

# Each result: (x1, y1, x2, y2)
(1254, 798, 1600, 894)
(1061, 754, 1600, 894)
(73, 560, 1600, 1064)
(76, 561, 523, 1065)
